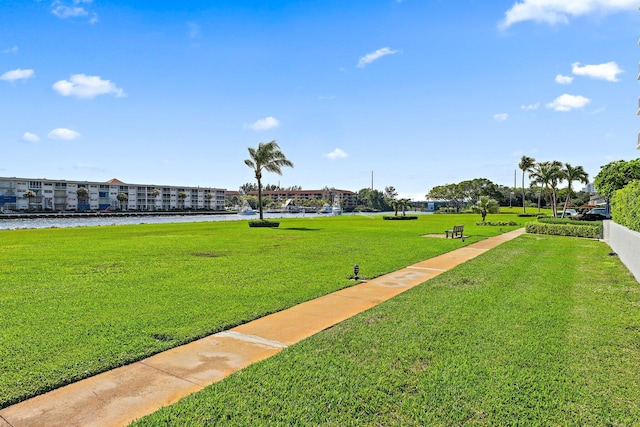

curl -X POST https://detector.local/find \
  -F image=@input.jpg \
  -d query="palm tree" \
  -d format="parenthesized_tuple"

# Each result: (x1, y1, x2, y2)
(117, 192, 128, 210)
(518, 155, 536, 213)
(398, 198, 411, 216)
(23, 189, 37, 210)
(561, 163, 589, 217)
(177, 191, 188, 209)
(151, 188, 161, 211)
(472, 196, 499, 222)
(205, 193, 213, 210)
(529, 161, 562, 215)
(76, 187, 89, 211)
(244, 141, 294, 220)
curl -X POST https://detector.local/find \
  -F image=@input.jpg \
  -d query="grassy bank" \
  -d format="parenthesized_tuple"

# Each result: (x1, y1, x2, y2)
(0, 214, 522, 407)
(131, 234, 640, 425)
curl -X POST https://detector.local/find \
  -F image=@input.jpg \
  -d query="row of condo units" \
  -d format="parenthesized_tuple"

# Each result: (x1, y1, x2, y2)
(0, 177, 227, 211)
(226, 188, 359, 210)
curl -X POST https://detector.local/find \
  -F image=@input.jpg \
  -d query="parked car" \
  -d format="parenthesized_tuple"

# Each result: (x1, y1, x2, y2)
(575, 207, 611, 221)
(556, 209, 577, 218)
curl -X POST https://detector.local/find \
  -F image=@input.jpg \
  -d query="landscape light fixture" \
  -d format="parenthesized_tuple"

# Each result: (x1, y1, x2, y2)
(353, 264, 360, 280)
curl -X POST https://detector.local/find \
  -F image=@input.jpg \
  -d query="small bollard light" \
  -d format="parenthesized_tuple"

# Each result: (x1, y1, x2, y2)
(353, 264, 360, 280)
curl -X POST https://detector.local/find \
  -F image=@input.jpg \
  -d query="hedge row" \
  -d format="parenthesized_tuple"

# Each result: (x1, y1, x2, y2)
(475, 221, 518, 226)
(525, 222, 601, 238)
(537, 217, 601, 227)
(611, 180, 640, 233)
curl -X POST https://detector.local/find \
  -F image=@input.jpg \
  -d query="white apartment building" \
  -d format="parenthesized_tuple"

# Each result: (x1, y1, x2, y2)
(0, 177, 226, 212)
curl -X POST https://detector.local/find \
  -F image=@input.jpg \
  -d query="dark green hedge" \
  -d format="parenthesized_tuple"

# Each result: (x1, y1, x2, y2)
(537, 217, 601, 227)
(611, 180, 640, 233)
(248, 220, 280, 228)
(475, 221, 517, 226)
(382, 216, 418, 220)
(525, 222, 601, 238)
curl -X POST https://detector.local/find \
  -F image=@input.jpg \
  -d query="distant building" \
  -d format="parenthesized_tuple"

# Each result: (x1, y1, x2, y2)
(0, 177, 226, 211)
(249, 188, 358, 210)
(582, 182, 596, 194)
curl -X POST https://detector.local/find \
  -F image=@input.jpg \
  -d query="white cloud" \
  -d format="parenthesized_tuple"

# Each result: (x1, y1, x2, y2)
(51, 0, 97, 23)
(493, 113, 509, 121)
(52, 5, 88, 18)
(521, 103, 540, 111)
(571, 62, 623, 82)
(0, 68, 34, 82)
(52, 74, 126, 99)
(2, 46, 18, 54)
(546, 94, 590, 112)
(187, 22, 200, 38)
(324, 148, 349, 160)
(21, 132, 40, 142)
(358, 47, 399, 68)
(500, 0, 636, 29)
(48, 128, 81, 140)
(246, 116, 280, 131)
(555, 74, 573, 84)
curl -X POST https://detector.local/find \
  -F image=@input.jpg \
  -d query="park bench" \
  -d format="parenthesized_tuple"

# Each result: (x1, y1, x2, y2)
(445, 225, 464, 239)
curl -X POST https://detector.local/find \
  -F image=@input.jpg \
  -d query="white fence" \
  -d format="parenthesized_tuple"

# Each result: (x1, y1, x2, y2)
(603, 220, 640, 283)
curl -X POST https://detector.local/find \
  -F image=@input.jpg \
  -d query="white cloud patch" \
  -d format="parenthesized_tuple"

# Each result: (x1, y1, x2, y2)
(358, 47, 399, 68)
(555, 74, 573, 84)
(500, 0, 636, 29)
(493, 113, 509, 121)
(571, 62, 623, 82)
(521, 103, 540, 111)
(53, 74, 126, 99)
(187, 22, 201, 38)
(246, 116, 280, 131)
(21, 132, 40, 142)
(546, 94, 590, 112)
(51, 0, 97, 23)
(324, 148, 349, 160)
(2, 46, 18, 54)
(1, 68, 34, 82)
(48, 128, 81, 140)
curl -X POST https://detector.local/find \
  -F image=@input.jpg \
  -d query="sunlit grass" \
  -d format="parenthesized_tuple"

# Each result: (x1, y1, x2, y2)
(0, 213, 524, 407)
(131, 234, 640, 426)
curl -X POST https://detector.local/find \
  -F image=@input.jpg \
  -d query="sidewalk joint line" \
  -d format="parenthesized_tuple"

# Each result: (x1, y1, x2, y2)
(138, 362, 204, 388)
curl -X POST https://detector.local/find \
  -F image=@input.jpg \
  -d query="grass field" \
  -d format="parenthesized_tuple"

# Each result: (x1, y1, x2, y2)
(0, 213, 523, 408)
(131, 233, 640, 426)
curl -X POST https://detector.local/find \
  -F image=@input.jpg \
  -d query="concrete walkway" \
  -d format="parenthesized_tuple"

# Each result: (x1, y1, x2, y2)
(0, 228, 526, 427)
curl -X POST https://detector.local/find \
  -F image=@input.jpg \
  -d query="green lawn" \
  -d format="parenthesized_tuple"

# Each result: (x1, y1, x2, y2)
(131, 233, 640, 426)
(0, 213, 521, 408)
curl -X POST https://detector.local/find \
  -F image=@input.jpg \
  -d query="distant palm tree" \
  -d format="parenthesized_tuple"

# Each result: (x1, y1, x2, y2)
(178, 192, 188, 209)
(151, 188, 161, 211)
(546, 160, 564, 217)
(518, 155, 536, 213)
(244, 141, 294, 220)
(76, 187, 89, 211)
(117, 192, 128, 210)
(529, 161, 561, 215)
(561, 163, 589, 217)
(205, 193, 213, 209)
(23, 189, 37, 210)
(398, 198, 411, 216)
(472, 196, 499, 222)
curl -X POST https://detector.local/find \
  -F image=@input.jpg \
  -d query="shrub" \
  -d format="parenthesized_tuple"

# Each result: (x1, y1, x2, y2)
(611, 180, 640, 233)
(538, 217, 601, 227)
(526, 222, 601, 238)
(248, 220, 280, 228)
(475, 221, 517, 226)
(382, 216, 418, 220)
(517, 213, 538, 217)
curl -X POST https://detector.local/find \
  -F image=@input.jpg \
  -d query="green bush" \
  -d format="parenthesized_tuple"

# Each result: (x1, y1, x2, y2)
(517, 213, 538, 217)
(382, 216, 418, 220)
(526, 221, 601, 238)
(248, 220, 280, 228)
(475, 221, 517, 226)
(611, 180, 640, 233)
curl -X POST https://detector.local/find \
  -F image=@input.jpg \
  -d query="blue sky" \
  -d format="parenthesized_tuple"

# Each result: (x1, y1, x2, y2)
(1, 0, 638, 200)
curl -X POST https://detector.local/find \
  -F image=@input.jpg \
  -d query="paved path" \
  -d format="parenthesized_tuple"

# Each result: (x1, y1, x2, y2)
(0, 228, 526, 427)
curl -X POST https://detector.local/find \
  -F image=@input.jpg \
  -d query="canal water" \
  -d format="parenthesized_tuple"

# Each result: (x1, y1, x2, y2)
(0, 211, 433, 230)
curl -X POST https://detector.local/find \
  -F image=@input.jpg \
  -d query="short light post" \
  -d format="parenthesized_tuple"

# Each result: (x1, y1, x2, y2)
(353, 264, 360, 280)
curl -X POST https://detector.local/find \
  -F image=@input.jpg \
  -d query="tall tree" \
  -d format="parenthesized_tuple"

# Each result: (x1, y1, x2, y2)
(546, 160, 564, 217)
(244, 141, 294, 220)
(529, 161, 561, 215)
(117, 192, 128, 210)
(561, 163, 589, 217)
(518, 155, 536, 213)
(23, 189, 37, 210)
(76, 187, 89, 211)
(594, 158, 640, 203)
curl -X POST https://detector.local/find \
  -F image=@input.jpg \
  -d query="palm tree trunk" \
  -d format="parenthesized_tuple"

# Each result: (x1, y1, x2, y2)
(522, 172, 526, 213)
(257, 178, 264, 220)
